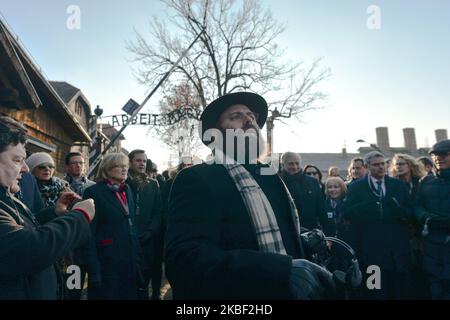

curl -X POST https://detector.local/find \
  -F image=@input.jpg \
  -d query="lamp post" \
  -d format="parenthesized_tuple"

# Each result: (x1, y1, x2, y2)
(356, 139, 383, 154)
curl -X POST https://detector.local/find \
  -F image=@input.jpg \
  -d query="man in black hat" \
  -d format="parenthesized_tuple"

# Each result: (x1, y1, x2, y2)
(165, 92, 335, 300)
(415, 139, 450, 299)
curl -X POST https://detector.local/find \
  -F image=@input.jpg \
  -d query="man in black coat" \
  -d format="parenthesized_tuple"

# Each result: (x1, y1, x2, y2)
(415, 139, 450, 299)
(126, 149, 163, 300)
(280, 152, 326, 230)
(166, 92, 336, 300)
(0, 116, 95, 299)
(343, 151, 413, 299)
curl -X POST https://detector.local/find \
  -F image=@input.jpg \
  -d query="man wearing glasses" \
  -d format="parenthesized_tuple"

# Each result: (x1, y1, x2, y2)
(165, 92, 336, 300)
(64, 152, 95, 197)
(415, 139, 450, 299)
(343, 151, 412, 299)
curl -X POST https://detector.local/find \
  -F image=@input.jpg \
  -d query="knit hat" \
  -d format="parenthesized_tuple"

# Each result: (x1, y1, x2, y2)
(26, 152, 55, 172)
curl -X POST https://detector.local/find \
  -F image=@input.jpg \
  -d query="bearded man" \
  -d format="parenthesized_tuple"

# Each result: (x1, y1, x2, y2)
(165, 92, 335, 300)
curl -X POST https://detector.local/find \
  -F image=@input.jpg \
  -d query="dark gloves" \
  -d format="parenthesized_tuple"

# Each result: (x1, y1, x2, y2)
(300, 229, 330, 266)
(289, 259, 336, 300)
(332, 259, 363, 289)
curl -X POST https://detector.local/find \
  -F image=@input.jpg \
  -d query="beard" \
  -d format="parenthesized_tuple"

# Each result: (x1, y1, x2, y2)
(221, 125, 267, 165)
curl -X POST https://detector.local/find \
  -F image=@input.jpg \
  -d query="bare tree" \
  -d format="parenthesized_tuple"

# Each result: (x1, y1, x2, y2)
(153, 81, 204, 156)
(127, 0, 330, 152)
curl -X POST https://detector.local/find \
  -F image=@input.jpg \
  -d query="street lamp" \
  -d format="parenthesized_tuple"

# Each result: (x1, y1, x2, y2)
(356, 139, 383, 153)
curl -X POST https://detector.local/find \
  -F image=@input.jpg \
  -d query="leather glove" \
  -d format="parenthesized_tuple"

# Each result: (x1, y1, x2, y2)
(300, 229, 330, 265)
(289, 259, 336, 300)
(332, 259, 363, 289)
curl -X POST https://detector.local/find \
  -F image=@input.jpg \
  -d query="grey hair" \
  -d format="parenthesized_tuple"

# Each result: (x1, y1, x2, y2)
(281, 152, 301, 165)
(364, 151, 385, 166)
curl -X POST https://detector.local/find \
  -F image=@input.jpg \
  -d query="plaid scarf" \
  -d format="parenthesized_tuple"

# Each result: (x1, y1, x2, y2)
(223, 161, 302, 255)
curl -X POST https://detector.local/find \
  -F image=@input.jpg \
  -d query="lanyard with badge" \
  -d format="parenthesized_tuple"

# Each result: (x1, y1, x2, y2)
(368, 176, 384, 218)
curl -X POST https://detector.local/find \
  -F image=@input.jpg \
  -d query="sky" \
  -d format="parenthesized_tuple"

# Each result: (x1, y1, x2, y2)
(1, 0, 449, 169)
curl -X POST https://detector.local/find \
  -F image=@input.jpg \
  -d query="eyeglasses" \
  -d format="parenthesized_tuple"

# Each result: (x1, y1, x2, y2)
(112, 165, 129, 169)
(37, 164, 55, 170)
(69, 161, 84, 165)
(305, 171, 319, 176)
(228, 111, 259, 122)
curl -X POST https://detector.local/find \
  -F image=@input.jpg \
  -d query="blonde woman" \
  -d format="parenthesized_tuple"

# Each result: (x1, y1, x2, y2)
(390, 153, 430, 299)
(322, 177, 348, 238)
(83, 153, 141, 300)
(389, 153, 426, 198)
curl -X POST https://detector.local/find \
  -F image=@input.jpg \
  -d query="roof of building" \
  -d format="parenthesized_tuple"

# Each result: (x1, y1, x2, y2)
(0, 18, 91, 143)
(49, 81, 80, 104)
(102, 124, 125, 140)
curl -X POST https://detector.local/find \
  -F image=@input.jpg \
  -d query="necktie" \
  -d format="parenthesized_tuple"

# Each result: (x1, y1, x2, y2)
(376, 180, 383, 198)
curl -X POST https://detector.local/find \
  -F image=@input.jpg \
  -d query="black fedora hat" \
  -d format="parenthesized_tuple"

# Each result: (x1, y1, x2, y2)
(199, 92, 268, 142)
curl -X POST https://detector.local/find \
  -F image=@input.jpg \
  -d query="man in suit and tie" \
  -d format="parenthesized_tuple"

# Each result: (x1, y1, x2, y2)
(343, 151, 413, 299)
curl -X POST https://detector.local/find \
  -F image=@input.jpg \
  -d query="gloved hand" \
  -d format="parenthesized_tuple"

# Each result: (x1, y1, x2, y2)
(289, 259, 336, 300)
(300, 229, 330, 265)
(72, 199, 96, 223)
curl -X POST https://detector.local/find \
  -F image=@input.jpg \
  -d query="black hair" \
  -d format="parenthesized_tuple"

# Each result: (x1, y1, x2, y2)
(417, 156, 434, 168)
(303, 164, 323, 183)
(65, 151, 82, 165)
(128, 149, 146, 162)
(0, 116, 28, 153)
(145, 159, 154, 174)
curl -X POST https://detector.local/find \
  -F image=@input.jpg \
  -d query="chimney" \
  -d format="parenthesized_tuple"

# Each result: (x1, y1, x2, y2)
(342, 147, 347, 158)
(376, 127, 390, 155)
(435, 129, 448, 142)
(403, 128, 417, 154)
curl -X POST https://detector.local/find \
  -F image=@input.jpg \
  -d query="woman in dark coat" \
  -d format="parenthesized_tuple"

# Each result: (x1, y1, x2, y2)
(390, 153, 430, 299)
(322, 177, 352, 273)
(304, 164, 326, 194)
(84, 153, 141, 300)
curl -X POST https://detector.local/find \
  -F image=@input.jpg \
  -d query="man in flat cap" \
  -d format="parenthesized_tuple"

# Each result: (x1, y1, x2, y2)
(165, 92, 335, 299)
(415, 139, 450, 299)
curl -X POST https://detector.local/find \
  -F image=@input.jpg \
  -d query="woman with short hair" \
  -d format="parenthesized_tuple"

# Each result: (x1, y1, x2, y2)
(0, 116, 94, 299)
(84, 153, 141, 300)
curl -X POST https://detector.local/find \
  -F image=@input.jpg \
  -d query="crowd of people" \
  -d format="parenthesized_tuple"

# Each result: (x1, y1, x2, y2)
(0, 91, 449, 300)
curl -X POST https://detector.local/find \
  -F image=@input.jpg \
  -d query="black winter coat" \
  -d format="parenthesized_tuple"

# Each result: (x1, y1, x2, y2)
(415, 168, 450, 226)
(83, 181, 141, 299)
(343, 175, 413, 272)
(166, 163, 304, 300)
(126, 176, 163, 272)
(281, 170, 326, 230)
(0, 187, 90, 299)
